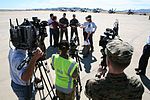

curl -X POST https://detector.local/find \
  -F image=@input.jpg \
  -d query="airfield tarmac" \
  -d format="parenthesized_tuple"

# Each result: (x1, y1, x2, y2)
(0, 11, 150, 100)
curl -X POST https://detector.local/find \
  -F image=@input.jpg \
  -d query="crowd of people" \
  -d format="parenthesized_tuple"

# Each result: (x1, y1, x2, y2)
(48, 13, 97, 52)
(8, 13, 149, 100)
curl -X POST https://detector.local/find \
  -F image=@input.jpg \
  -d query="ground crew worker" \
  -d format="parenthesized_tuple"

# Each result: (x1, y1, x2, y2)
(70, 14, 80, 45)
(51, 40, 79, 100)
(85, 39, 144, 100)
(59, 13, 69, 42)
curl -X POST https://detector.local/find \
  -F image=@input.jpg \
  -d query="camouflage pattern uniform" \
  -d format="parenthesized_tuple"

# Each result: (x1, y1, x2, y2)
(85, 73, 144, 100)
(85, 39, 144, 100)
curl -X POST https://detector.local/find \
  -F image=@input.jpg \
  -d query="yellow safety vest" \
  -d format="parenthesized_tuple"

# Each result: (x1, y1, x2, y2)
(51, 54, 78, 94)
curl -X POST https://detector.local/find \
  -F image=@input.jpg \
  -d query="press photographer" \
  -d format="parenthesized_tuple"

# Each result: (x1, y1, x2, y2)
(85, 39, 144, 100)
(8, 17, 57, 100)
(51, 40, 79, 100)
(8, 18, 44, 100)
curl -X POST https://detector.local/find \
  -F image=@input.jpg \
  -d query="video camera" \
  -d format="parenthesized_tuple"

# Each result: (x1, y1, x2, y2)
(98, 28, 116, 68)
(99, 28, 115, 48)
(69, 37, 78, 58)
(31, 17, 48, 37)
(96, 21, 119, 78)
(9, 17, 48, 53)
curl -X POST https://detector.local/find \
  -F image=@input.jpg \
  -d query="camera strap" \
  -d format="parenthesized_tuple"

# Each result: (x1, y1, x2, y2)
(17, 56, 29, 70)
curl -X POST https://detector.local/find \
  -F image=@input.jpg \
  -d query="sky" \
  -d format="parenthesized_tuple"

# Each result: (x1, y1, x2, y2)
(0, 0, 150, 10)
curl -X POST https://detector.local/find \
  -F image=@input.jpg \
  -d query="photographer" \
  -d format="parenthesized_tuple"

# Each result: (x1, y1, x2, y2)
(51, 40, 79, 100)
(113, 19, 119, 36)
(85, 39, 144, 100)
(8, 47, 43, 100)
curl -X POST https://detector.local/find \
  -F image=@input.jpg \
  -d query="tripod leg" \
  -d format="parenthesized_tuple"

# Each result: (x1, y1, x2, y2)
(40, 61, 57, 99)
(75, 76, 82, 100)
(39, 90, 42, 99)
(38, 62, 54, 100)
(76, 56, 82, 71)
(44, 61, 55, 88)
(33, 70, 45, 100)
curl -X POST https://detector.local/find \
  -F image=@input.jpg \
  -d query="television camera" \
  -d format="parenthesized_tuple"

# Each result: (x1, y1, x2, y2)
(9, 17, 57, 100)
(69, 37, 78, 57)
(96, 20, 120, 78)
(10, 17, 48, 55)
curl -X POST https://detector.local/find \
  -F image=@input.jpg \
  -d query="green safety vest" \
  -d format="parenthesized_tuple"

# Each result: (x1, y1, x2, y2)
(51, 54, 78, 94)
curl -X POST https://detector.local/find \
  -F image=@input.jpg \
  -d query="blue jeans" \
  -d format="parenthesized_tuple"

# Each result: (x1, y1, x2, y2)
(11, 81, 35, 100)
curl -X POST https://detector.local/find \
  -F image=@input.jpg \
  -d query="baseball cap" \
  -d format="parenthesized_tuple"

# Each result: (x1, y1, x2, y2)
(105, 39, 134, 64)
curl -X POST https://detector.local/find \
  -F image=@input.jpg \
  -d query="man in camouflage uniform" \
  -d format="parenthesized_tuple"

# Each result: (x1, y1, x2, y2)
(85, 39, 144, 100)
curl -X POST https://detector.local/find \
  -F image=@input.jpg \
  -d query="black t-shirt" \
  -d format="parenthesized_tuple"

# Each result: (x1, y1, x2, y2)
(70, 18, 79, 27)
(59, 17, 69, 28)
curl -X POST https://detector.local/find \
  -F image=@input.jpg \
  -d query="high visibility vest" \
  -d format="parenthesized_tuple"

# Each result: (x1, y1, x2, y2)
(51, 54, 78, 94)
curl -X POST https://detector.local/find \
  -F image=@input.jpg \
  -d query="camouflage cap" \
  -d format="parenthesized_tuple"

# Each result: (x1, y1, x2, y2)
(105, 39, 134, 64)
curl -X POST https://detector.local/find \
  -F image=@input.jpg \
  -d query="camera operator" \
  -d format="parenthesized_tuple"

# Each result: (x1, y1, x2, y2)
(8, 47, 43, 100)
(51, 40, 79, 100)
(59, 13, 69, 42)
(85, 39, 144, 100)
(70, 14, 80, 45)
(113, 19, 119, 36)
(81, 15, 97, 52)
(135, 35, 150, 75)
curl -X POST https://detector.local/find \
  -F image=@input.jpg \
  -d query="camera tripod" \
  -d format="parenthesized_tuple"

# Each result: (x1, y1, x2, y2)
(70, 50, 82, 100)
(70, 49, 82, 71)
(18, 54, 57, 100)
(34, 60, 57, 100)
(95, 50, 107, 78)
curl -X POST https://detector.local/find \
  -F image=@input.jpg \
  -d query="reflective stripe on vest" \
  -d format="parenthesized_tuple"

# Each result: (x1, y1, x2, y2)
(68, 61, 76, 76)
